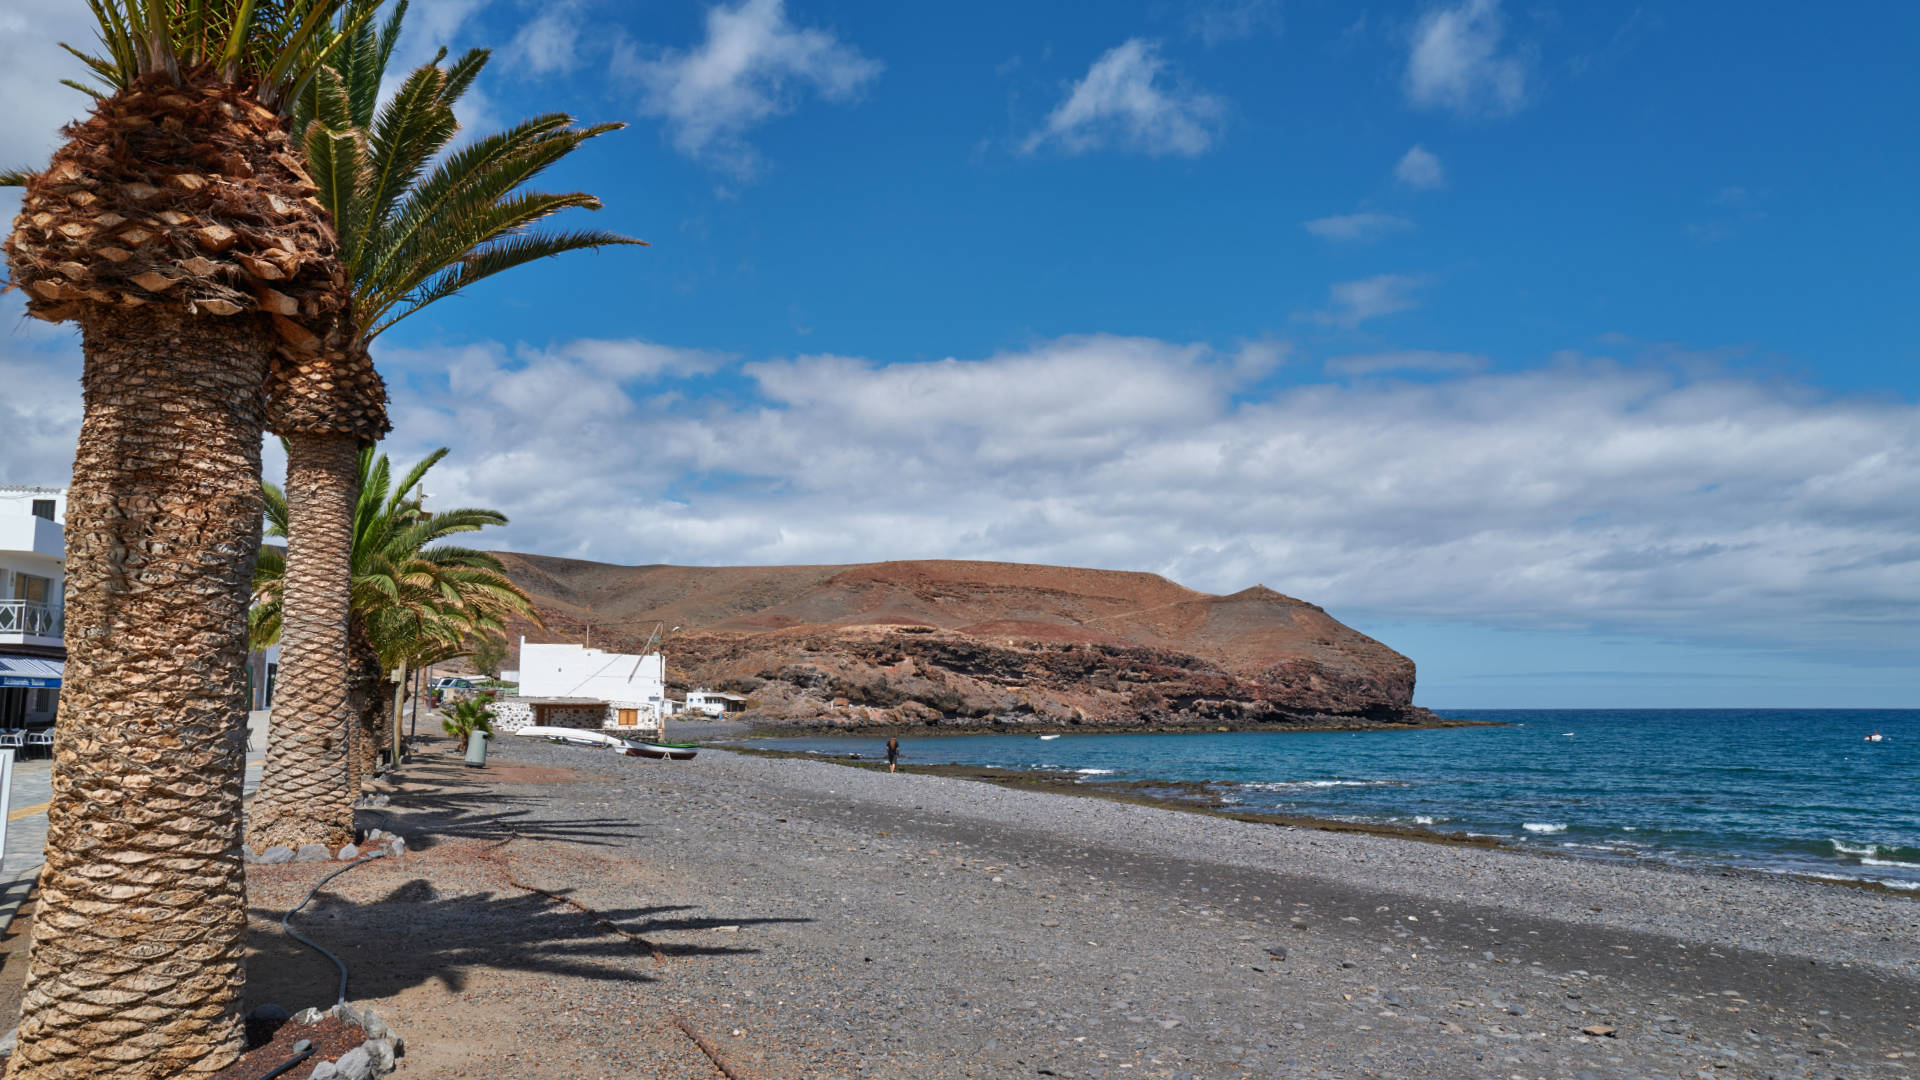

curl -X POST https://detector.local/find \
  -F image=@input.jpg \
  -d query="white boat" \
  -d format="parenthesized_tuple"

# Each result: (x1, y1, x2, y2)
(512, 725, 696, 760)
(1865, 732, 1885, 743)
(513, 725, 632, 749)
(1038, 734, 1061, 740)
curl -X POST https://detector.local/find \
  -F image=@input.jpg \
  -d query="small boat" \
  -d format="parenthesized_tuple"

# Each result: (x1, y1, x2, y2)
(1561, 732, 1576, 737)
(514, 725, 631, 749)
(624, 740, 698, 761)
(1865, 732, 1885, 743)
(1038, 734, 1061, 741)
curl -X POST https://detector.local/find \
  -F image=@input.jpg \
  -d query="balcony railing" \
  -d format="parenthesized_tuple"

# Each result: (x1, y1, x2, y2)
(0, 600, 61, 638)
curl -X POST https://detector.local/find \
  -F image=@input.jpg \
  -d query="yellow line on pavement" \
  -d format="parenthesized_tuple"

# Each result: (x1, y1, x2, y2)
(8, 802, 49, 822)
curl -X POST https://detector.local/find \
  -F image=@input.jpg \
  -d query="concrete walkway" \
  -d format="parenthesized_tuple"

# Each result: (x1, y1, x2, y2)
(0, 710, 272, 933)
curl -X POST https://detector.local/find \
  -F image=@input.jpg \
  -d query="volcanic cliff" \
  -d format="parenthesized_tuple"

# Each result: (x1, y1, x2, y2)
(495, 554, 1446, 733)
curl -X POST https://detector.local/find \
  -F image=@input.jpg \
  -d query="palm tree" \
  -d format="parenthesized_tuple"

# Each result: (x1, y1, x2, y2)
(2, 3, 372, 1074)
(248, 446, 540, 795)
(250, 0, 641, 852)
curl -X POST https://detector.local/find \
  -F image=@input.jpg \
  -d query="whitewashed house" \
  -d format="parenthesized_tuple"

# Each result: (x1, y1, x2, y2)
(686, 689, 748, 717)
(0, 486, 66, 729)
(488, 640, 669, 736)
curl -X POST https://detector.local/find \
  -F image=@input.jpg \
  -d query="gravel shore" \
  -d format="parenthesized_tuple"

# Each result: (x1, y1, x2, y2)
(243, 735, 1917, 1080)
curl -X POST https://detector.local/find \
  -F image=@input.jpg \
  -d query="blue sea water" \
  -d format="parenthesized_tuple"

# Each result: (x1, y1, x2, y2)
(745, 710, 1920, 890)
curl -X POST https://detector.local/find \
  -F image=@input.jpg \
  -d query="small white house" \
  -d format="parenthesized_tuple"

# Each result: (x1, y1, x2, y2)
(686, 689, 749, 717)
(492, 640, 669, 734)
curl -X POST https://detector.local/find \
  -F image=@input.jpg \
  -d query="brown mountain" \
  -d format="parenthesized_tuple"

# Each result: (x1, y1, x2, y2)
(496, 553, 1445, 732)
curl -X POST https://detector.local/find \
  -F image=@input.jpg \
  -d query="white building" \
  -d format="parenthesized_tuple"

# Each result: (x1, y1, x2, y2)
(686, 690, 748, 717)
(491, 640, 668, 734)
(0, 486, 67, 728)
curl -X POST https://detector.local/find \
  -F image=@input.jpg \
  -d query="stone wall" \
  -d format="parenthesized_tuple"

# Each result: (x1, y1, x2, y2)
(536, 704, 606, 731)
(487, 699, 535, 734)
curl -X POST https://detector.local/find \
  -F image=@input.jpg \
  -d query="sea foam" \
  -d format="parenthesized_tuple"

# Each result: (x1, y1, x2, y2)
(1523, 822, 1568, 834)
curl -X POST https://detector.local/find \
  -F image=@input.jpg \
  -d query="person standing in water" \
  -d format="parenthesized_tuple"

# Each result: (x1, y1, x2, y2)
(885, 736, 901, 773)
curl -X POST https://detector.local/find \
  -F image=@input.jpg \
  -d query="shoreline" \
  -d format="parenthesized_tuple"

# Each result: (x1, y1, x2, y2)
(724, 742, 1920, 900)
(731, 715, 1505, 738)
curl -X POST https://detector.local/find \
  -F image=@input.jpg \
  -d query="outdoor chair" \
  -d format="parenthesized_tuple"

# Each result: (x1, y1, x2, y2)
(0, 730, 24, 753)
(25, 730, 53, 758)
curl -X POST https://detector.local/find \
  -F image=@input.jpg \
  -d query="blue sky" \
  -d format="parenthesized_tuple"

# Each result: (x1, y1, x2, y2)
(3, 0, 1917, 707)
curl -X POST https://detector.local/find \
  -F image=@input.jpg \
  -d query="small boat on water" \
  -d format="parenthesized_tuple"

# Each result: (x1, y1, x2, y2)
(1038, 734, 1061, 741)
(1864, 732, 1885, 743)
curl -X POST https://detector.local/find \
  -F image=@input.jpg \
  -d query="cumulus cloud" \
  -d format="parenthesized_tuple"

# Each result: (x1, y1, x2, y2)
(1023, 39, 1224, 158)
(1395, 144, 1445, 189)
(332, 333, 1920, 665)
(623, 0, 881, 175)
(0, 299, 84, 486)
(11, 321, 1920, 662)
(1325, 350, 1486, 375)
(1405, 0, 1529, 117)
(1303, 212, 1414, 242)
(508, 2, 583, 75)
(0, 0, 103, 177)
(1311, 274, 1428, 327)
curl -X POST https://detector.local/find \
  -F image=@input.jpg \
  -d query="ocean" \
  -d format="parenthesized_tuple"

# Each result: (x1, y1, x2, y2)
(744, 709, 1920, 891)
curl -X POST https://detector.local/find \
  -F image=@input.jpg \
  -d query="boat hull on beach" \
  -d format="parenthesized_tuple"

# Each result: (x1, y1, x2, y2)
(511, 725, 696, 759)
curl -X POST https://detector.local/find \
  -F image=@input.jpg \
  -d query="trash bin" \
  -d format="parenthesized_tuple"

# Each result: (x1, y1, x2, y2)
(464, 731, 489, 768)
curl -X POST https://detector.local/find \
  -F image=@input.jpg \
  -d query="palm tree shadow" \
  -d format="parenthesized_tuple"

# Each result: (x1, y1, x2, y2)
(246, 872, 812, 1010)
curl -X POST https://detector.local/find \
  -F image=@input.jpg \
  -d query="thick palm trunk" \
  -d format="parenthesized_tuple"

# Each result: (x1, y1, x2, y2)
(8, 307, 270, 1079)
(246, 432, 359, 852)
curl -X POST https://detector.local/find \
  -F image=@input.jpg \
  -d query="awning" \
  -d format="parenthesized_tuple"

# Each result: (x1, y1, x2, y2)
(0, 656, 62, 689)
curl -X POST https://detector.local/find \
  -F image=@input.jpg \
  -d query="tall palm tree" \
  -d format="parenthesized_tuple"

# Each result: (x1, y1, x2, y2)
(2, 3, 371, 1074)
(248, 446, 540, 793)
(249, 0, 641, 851)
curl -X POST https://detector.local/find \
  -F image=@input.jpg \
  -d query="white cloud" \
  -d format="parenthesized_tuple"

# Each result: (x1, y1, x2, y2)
(624, 0, 881, 176)
(335, 334, 1920, 665)
(0, 0, 106, 176)
(1022, 39, 1224, 158)
(1189, 0, 1283, 46)
(1326, 350, 1486, 375)
(509, 2, 583, 76)
(0, 298, 83, 487)
(1405, 0, 1529, 117)
(1395, 144, 1445, 189)
(1311, 274, 1428, 327)
(13, 323, 1920, 663)
(1303, 212, 1414, 242)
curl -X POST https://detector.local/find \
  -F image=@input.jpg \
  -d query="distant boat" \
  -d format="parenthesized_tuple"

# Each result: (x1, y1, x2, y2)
(1865, 732, 1885, 743)
(625, 740, 698, 760)
(1038, 734, 1061, 740)
(1561, 732, 1576, 737)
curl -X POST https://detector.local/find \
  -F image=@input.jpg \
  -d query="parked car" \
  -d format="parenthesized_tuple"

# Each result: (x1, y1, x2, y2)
(431, 677, 479, 691)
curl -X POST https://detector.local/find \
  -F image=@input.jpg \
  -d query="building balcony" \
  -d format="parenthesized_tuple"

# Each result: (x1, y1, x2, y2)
(0, 514, 63, 560)
(0, 600, 62, 644)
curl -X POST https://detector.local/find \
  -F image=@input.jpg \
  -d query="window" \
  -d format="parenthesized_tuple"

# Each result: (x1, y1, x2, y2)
(14, 574, 48, 604)
(32, 689, 53, 713)
(30, 500, 54, 521)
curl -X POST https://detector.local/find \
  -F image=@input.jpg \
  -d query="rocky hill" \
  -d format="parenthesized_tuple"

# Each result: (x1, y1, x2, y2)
(496, 554, 1447, 733)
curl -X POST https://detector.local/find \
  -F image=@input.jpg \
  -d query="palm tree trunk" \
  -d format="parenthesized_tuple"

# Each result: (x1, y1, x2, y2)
(347, 622, 383, 792)
(245, 432, 359, 852)
(8, 307, 269, 1079)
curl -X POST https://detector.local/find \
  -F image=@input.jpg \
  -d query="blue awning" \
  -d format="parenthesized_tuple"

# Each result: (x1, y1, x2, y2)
(0, 656, 61, 689)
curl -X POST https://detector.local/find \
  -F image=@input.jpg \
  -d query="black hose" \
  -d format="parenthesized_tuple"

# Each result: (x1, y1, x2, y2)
(282, 852, 386, 1006)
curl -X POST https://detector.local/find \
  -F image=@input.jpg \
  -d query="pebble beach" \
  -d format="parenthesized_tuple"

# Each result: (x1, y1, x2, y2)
(240, 733, 1919, 1080)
